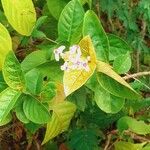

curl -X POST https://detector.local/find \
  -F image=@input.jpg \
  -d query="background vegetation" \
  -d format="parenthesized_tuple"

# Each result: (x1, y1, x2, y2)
(0, 0, 150, 149)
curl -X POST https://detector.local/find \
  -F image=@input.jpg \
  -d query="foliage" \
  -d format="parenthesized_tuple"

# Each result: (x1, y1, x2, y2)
(0, 0, 149, 149)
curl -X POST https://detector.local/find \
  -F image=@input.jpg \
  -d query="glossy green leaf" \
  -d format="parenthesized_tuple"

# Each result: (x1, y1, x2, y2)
(0, 88, 21, 122)
(1, 0, 36, 36)
(97, 61, 140, 99)
(108, 34, 132, 61)
(95, 85, 125, 114)
(86, 74, 125, 113)
(16, 107, 30, 124)
(47, 0, 69, 20)
(42, 101, 76, 144)
(23, 95, 51, 124)
(58, 0, 84, 44)
(0, 113, 12, 126)
(0, 23, 12, 70)
(115, 141, 146, 150)
(2, 51, 25, 91)
(15, 95, 30, 124)
(21, 50, 50, 73)
(83, 10, 109, 62)
(25, 68, 43, 95)
(36, 61, 63, 83)
(113, 52, 132, 74)
(0, 72, 8, 92)
(117, 116, 150, 135)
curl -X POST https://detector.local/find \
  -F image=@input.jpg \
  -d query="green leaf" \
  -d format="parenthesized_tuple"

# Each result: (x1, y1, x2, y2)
(1, 0, 36, 36)
(0, 88, 21, 122)
(142, 144, 150, 150)
(83, 10, 109, 62)
(117, 116, 150, 135)
(36, 61, 63, 83)
(108, 34, 132, 61)
(25, 69, 43, 95)
(80, 0, 92, 8)
(46, 0, 70, 20)
(68, 129, 98, 150)
(113, 52, 132, 74)
(95, 85, 125, 114)
(40, 82, 56, 102)
(23, 95, 51, 124)
(34, 16, 48, 29)
(86, 74, 125, 113)
(0, 113, 12, 126)
(0, 72, 8, 92)
(81, 103, 124, 129)
(0, 23, 12, 70)
(42, 101, 76, 144)
(15, 95, 30, 124)
(97, 61, 140, 100)
(69, 86, 87, 111)
(2, 51, 25, 91)
(21, 50, 50, 73)
(58, 0, 84, 44)
(115, 141, 146, 150)
(25, 122, 42, 134)
(126, 97, 150, 113)
(32, 30, 47, 39)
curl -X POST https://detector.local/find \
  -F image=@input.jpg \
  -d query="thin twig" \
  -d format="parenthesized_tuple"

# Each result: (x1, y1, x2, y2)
(136, 51, 140, 72)
(124, 72, 150, 90)
(104, 134, 112, 150)
(45, 37, 58, 44)
(96, 0, 100, 19)
(110, 130, 150, 142)
(123, 71, 150, 80)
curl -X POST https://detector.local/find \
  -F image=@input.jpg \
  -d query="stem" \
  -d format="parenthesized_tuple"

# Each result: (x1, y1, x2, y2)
(104, 134, 112, 150)
(110, 130, 150, 142)
(123, 71, 150, 80)
(136, 50, 140, 72)
(45, 37, 58, 44)
(96, 0, 100, 19)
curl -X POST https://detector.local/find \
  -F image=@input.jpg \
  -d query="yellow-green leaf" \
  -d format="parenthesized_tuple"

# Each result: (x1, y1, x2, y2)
(42, 101, 76, 144)
(115, 141, 147, 150)
(63, 36, 97, 96)
(0, 23, 12, 70)
(117, 116, 150, 135)
(3, 51, 25, 91)
(96, 61, 140, 99)
(0, 113, 12, 126)
(0, 88, 21, 122)
(1, 0, 36, 36)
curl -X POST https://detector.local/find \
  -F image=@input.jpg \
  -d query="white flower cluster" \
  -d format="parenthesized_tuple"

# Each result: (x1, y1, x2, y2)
(54, 45, 90, 72)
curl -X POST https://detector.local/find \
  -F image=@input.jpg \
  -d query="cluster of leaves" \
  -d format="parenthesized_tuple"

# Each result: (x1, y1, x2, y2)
(0, 0, 149, 149)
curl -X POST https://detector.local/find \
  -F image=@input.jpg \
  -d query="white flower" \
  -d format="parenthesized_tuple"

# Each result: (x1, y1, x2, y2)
(54, 45, 91, 72)
(69, 45, 78, 54)
(54, 45, 66, 61)
(69, 45, 81, 63)
(61, 62, 69, 71)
